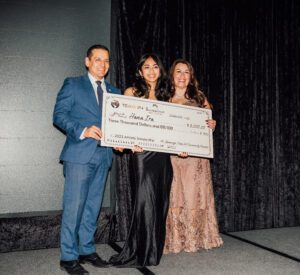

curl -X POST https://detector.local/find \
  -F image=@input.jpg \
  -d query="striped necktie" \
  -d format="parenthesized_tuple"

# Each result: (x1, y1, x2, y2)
(96, 81, 104, 146)
(96, 80, 103, 112)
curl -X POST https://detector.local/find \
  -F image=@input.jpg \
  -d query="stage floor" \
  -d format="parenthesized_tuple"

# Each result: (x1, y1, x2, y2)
(0, 227, 299, 275)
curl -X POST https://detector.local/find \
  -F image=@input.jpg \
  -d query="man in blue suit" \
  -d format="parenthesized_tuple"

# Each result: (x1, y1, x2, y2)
(53, 44, 120, 275)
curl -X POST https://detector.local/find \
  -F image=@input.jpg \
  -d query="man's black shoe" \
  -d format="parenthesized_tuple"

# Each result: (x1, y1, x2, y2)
(79, 252, 110, 268)
(60, 260, 89, 274)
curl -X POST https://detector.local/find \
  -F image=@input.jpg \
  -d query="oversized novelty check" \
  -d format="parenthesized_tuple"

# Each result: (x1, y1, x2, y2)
(101, 93, 213, 158)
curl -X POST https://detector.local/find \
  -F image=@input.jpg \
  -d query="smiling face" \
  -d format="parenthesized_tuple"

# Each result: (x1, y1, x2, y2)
(85, 48, 110, 80)
(139, 57, 160, 84)
(173, 62, 191, 90)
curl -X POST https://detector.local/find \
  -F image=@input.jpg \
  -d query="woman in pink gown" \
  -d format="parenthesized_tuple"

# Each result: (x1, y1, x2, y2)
(164, 59, 223, 254)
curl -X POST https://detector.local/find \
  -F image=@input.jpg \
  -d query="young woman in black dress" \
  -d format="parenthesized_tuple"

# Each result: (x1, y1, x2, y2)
(109, 53, 173, 267)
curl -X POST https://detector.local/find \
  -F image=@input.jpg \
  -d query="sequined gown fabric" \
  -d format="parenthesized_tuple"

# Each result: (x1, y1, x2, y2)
(110, 151, 173, 266)
(164, 100, 223, 254)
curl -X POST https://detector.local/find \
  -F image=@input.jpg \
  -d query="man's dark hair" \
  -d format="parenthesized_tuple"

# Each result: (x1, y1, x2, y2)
(86, 44, 110, 59)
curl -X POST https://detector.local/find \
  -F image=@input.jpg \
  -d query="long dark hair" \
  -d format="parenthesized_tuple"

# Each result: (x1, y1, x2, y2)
(169, 59, 206, 107)
(132, 53, 169, 101)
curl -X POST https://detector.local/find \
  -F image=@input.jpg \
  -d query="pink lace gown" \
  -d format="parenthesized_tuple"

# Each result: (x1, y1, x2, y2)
(164, 103, 223, 254)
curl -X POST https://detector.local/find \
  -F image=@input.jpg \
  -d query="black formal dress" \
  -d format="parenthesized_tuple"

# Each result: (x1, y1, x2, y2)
(109, 151, 173, 267)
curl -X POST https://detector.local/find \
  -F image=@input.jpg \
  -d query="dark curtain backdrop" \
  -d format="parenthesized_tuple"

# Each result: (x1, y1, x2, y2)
(109, 0, 300, 239)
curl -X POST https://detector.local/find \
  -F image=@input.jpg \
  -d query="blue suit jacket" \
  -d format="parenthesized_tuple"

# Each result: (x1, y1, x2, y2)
(53, 74, 121, 164)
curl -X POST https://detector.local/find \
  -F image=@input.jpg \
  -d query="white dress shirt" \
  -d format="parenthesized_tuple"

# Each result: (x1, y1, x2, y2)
(87, 72, 107, 104)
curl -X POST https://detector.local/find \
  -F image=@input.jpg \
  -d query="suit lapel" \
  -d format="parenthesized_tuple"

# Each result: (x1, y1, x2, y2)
(105, 81, 112, 93)
(105, 81, 118, 94)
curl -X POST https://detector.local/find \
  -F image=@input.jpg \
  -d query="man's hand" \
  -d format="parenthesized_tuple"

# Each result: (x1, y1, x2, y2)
(84, 126, 102, 140)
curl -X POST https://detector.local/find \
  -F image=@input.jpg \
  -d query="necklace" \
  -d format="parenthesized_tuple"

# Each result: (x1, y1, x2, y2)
(174, 92, 185, 99)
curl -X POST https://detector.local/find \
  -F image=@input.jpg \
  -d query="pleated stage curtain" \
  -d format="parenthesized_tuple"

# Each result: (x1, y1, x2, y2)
(109, 0, 300, 239)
